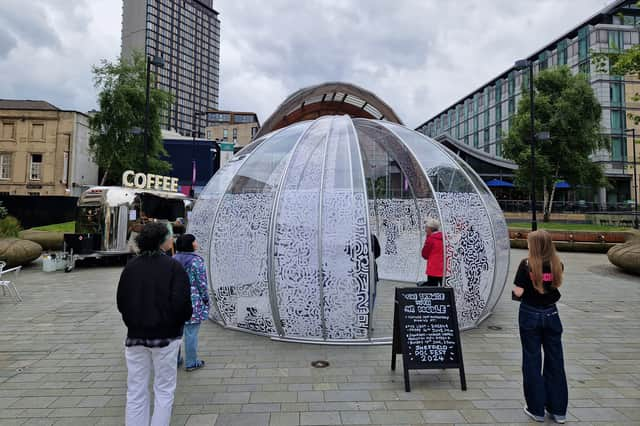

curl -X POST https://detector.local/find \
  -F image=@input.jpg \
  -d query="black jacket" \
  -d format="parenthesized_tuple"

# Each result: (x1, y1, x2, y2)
(117, 253, 192, 339)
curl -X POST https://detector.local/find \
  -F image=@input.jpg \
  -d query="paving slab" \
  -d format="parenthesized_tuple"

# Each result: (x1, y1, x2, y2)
(0, 250, 638, 425)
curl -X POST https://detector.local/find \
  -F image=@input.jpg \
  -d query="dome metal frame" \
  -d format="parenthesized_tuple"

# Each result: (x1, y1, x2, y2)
(189, 116, 509, 345)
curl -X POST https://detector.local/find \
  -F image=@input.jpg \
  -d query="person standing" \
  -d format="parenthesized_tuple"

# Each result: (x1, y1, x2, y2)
(512, 230, 567, 424)
(174, 234, 209, 371)
(370, 234, 381, 312)
(117, 222, 192, 426)
(420, 218, 444, 286)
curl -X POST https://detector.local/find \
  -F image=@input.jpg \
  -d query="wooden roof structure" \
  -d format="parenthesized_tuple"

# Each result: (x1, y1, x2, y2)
(255, 82, 402, 139)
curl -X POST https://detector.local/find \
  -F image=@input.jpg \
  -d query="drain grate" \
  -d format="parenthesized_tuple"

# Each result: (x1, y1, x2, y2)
(311, 360, 330, 368)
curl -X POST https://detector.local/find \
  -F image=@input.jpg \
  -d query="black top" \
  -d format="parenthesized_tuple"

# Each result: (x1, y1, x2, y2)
(513, 258, 562, 307)
(117, 253, 192, 340)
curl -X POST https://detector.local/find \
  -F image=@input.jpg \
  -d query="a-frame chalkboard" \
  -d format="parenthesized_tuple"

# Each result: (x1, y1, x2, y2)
(391, 287, 466, 392)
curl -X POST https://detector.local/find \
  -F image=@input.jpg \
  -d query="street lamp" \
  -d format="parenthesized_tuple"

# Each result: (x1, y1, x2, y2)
(514, 59, 539, 231)
(143, 54, 165, 173)
(622, 128, 639, 229)
(190, 111, 207, 197)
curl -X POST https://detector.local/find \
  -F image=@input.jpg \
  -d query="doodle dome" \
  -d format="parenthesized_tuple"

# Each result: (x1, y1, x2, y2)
(188, 87, 509, 344)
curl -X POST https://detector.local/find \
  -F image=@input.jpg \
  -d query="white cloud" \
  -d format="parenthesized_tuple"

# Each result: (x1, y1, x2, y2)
(0, 0, 616, 127)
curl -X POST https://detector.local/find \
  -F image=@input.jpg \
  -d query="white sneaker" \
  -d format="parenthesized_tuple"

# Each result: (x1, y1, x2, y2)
(524, 407, 545, 422)
(547, 411, 566, 424)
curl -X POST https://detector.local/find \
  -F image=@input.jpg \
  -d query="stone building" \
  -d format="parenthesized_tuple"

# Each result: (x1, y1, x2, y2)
(0, 100, 98, 196)
(205, 110, 260, 167)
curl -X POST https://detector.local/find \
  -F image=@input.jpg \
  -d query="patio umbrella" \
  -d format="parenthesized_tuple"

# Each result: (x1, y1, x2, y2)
(485, 178, 515, 188)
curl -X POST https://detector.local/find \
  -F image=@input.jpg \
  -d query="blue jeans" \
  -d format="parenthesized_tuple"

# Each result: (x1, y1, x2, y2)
(183, 323, 200, 368)
(519, 303, 568, 417)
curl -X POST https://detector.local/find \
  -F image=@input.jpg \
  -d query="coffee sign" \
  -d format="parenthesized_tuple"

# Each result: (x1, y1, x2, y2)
(122, 170, 179, 193)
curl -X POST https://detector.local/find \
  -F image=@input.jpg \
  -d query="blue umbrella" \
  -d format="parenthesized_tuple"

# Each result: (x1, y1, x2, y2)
(485, 179, 515, 188)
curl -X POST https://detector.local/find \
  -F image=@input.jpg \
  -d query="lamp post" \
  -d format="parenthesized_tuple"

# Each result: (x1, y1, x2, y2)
(143, 54, 165, 173)
(190, 111, 207, 198)
(623, 128, 639, 229)
(514, 59, 539, 231)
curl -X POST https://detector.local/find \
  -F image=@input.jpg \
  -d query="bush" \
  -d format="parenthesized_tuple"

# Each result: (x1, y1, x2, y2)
(0, 216, 22, 238)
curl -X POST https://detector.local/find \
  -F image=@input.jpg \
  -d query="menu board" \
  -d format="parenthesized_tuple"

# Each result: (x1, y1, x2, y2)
(391, 287, 466, 392)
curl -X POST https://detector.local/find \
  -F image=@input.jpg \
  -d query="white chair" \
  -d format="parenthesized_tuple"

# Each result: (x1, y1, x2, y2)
(0, 261, 22, 302)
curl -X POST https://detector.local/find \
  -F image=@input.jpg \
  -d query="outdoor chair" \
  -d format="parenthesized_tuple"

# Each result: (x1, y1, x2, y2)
(0, 261, 22, 302)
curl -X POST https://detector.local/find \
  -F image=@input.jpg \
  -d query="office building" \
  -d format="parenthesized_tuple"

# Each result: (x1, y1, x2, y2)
(0, 100, 98, 196)
(205, 110, 260, 166)
(161, 129, 219, 196)
(417, 0, 640, 206)
(121, 0, 220, 136)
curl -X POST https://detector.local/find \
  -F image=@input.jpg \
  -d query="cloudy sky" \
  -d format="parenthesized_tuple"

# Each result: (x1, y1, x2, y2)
(0, 0, 615, 127)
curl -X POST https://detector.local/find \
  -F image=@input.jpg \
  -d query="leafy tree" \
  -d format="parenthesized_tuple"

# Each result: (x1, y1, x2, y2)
(504, 67, 607, 221)
(90, 52, 172, 185)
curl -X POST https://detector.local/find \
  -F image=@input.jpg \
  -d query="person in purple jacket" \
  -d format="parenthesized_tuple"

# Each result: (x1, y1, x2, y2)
(173, 234, 210, 371)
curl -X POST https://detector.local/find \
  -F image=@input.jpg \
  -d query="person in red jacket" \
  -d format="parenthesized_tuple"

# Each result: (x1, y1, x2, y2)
(420, 218, 444, 286)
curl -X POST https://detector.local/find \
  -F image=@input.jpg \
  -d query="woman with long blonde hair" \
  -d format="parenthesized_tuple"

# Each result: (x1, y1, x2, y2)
(512, 230, 567, 424)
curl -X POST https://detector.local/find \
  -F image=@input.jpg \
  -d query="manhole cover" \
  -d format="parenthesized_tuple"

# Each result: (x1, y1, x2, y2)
(488, 325, 502, 331)
(311, 360, 330, 368)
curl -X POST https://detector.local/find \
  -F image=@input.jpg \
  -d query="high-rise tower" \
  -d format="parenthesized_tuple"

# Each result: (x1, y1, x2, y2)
(122, 0, 220, 136)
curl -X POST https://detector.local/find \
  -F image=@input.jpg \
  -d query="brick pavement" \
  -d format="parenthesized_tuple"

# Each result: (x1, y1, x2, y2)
(0, 249, 638, 425)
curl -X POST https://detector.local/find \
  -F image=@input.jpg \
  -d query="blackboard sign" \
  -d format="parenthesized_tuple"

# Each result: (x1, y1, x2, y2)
(391, 287, 466, 392)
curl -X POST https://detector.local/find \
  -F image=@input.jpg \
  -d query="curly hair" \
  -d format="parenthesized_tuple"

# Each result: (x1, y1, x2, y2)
(136, 222, 171, 253)
(176, 234, 196, 252)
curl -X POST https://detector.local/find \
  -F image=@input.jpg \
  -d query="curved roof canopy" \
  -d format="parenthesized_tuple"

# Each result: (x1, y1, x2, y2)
(255, 82, 403, 138)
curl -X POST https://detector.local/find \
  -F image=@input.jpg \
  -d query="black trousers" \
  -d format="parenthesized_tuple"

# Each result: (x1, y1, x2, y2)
(426, 276, 442, 286)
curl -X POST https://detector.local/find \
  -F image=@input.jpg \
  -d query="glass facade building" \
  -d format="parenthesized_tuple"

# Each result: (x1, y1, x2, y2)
(122, 0, 220, 137)
(416, 0, 640, 205)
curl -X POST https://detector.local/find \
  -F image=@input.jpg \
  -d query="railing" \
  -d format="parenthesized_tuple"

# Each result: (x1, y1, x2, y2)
(496, 199, 638, 214)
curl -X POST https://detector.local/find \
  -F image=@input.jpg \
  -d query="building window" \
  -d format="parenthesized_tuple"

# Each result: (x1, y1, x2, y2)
(31, 123, 45, 141)
(232, 128, 238, 139)
(62, 152, 69, 185)
(611, 136, 627, 161)
(0, 153, 11, 180)
(508, 72, 516, 97)
(578, 61, 590, 75)
(608, 30, 624, 52)
(538, 51, 548, 70)
(610, 82, 624, 107)
(473, 132, 479, 148)
(29, 154, 42, 181)
(578, 27, 589, 61)
(222, 128, 228, 140)
(610, 109, 625, 131)
(557, 40, 568, 65)
(508, 98, 516, 116)
(1, 122, 15, 140)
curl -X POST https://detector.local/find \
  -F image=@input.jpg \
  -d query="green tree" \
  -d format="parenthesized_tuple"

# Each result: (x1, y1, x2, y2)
(504, 67, 607, 221)
(90, 52, 172, 185)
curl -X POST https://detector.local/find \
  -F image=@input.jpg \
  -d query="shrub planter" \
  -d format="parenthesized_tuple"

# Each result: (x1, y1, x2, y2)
(509, 229, 628, 253)
(607, 231, 640, 276)
(0, 238, 43, 267)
